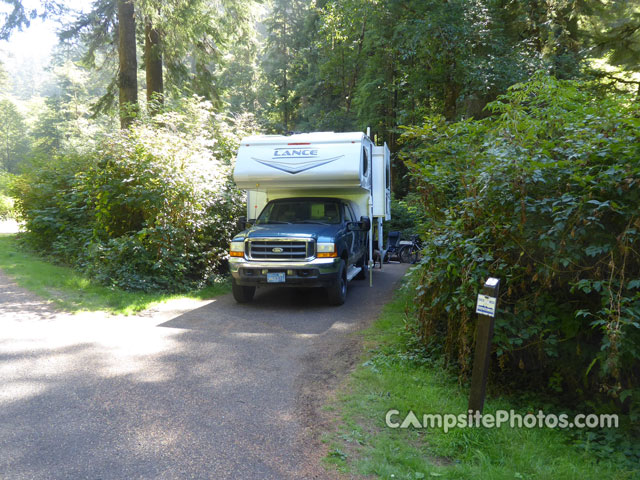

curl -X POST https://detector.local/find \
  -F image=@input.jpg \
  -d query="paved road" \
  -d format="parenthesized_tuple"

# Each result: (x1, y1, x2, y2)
(0, 264, 409, 480)
(0, 219, 21, 234)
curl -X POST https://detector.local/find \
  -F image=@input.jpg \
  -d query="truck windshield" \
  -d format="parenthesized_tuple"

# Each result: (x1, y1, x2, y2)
(256, 200, 342, 225)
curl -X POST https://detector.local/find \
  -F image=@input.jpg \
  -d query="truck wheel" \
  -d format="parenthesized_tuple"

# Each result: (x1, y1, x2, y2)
(327, 260, 347, 306)
(355, 254, 368, 280)
(232, 279, 255, 303)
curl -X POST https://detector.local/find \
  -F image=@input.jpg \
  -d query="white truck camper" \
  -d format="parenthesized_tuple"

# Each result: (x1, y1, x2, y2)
(229, 131, 391, 305)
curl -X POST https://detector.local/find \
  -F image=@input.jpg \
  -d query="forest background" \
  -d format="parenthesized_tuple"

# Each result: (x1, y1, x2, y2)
(1, 0, 639, 443)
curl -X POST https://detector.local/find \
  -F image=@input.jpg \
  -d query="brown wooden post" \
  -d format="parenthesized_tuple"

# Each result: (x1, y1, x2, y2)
(468, 277, 500, 415)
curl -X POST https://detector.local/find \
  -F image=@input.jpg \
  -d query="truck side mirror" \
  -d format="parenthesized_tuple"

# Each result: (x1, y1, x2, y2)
(360, 216, 371, 231)
(238, 216, 248, 230)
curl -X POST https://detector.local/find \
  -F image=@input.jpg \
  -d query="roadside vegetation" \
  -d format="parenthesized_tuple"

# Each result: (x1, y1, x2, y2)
(328, 74, 639, 477)
(324, 288, 638, 479)
(0, 171, 16, 220)
(11, 100, 253, 293)
(0, 234, 229, 314)
(402, 75, 640, 419)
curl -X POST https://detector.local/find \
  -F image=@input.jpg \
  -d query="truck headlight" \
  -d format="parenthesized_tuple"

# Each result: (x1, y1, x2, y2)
(317, 242, 337, 258)
(229, 241, 245, 257)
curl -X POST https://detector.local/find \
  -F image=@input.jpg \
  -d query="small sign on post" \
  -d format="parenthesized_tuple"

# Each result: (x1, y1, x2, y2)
(468, 277, 500, 415)
(476, 293, 497, 317)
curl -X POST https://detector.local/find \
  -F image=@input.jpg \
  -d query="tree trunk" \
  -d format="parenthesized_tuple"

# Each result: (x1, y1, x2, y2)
(283, 63, 288, 132)
(282, 21, 289, 132)
(117, 0, 138, 129)
(443, 66, 461, 121)
(345, 18, 367, 117)
(145, 21, 163, 114)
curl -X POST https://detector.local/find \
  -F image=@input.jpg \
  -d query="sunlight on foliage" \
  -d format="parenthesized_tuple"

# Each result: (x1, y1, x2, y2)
(401, 74, 640, 415)
(13, 97, 257, 292)
(0, 171, 15, 220)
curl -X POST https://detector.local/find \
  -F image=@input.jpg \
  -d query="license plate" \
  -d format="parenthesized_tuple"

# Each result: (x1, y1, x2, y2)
(267, 272, 286, 283)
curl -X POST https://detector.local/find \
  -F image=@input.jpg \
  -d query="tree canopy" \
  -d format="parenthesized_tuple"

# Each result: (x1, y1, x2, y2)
(0, 0, 65, 40)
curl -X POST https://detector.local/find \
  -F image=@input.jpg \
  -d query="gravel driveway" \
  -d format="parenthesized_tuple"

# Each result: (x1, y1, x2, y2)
(0, 264, 408, 479)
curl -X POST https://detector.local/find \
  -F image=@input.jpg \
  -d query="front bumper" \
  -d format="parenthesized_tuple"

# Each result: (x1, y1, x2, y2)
(229, 256, 342, 287)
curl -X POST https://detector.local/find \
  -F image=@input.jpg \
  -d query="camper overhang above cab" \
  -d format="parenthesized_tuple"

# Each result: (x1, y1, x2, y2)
(233, 132, 373, 191)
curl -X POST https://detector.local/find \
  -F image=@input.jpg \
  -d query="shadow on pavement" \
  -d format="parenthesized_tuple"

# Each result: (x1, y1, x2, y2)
(159, 264, 408, 336)
(0, 264, 410, 479)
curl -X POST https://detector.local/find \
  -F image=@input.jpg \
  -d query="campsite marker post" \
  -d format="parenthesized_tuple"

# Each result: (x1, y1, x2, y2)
(468, 277, 500, 415)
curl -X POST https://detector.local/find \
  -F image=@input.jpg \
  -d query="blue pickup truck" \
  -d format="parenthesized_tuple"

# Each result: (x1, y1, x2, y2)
(228, 197, 370, 305)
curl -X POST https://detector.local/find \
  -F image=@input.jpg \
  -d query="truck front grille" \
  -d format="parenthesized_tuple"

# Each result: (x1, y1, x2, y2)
(247, 239, 314, 261)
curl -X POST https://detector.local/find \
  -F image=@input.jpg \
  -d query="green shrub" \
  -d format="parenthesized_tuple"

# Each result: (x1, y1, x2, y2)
(12, 153, 93, 258)
(401, 74, 640, 413)
(386, 193, 422, 239)
(13, 98, 253, 292)
(0, 171, 15, 220)
(0, 194, 13, 220)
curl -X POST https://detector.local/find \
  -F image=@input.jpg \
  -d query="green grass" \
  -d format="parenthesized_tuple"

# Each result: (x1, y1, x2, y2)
(0, 234, 229, 314)
(324, 289, 637, 480)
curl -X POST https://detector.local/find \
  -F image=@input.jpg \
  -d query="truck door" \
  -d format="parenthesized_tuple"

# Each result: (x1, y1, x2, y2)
(342, 203, 355, 263)
(344, 203, 362, 264)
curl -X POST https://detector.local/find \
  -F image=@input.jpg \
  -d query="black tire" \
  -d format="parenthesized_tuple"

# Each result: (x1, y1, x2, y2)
(407, 245, 420, 264)
(355, 253, 368, 280)
(327, 260, 347, 306)
(232, 279, 255, 303)
(399, 245, 420, 264)
(399, 245, 412, 264)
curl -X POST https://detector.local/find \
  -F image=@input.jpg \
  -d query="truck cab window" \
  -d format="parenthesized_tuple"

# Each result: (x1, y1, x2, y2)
(256, 199, 342, 225)
(343, 204, 354, 223)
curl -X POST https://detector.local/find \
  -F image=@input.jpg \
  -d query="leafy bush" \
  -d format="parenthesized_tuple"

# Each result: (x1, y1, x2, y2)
(0, 171, 15, 220)
(0, 195, 13, 220)
(386, 193, 421, 239)
(401, 74, 640, 413)
(13, 98, 253, 291)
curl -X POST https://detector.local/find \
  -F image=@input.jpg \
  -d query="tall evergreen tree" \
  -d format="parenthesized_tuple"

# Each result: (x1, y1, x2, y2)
(144, 20, 163, 112)
(262, 0, 310, 132)
(0, 61, 7, 91)
(581, 0, 640, 93)
(0, 99, 31, 173)
(117, 0, 138, 128)
(31, 60, 97, 155)
(216, 6, 263, 113)
(61, 0, 258, 117)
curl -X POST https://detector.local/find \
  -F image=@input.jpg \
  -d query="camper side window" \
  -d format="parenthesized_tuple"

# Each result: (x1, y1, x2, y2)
(362, 147, 369, 177)
(386, 161, 390, 189)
